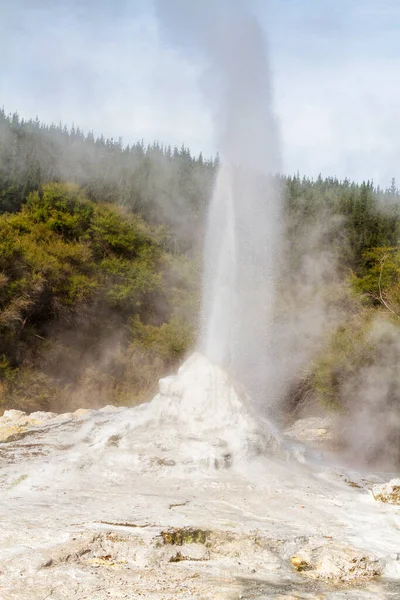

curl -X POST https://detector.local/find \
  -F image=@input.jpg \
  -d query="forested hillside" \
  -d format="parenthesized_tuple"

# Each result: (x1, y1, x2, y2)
(281, 175, 400, 434)
(1, 109, 400, 446)
(0, 109, 215, 252)
(0, 111, 206, 411)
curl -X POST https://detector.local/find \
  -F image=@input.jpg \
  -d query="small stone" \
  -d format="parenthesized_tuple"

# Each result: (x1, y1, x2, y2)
(73, 408, 92, 418)
(29, 411, 58, 422)
(290, 555, 310, 571)
(0, 424, 27, 443)
(372, 479, 400, 505)
(99, 405, 125, 413)
(3, 409, 26, 421)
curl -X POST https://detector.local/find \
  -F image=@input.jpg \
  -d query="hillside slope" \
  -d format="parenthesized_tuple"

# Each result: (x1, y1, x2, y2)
(0, 182, 198, 412)
(1, 110, 400, 466)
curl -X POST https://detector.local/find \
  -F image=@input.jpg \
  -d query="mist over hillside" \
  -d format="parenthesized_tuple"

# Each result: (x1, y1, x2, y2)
(1, 109, 400, 465)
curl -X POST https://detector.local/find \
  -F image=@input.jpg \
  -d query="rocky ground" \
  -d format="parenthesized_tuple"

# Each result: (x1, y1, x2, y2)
(1, 354, 400, 599)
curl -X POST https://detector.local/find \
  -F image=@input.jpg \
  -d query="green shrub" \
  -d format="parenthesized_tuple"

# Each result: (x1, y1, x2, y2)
(311, 312, 377, 408)
(352, 247, 400, 317)
(0, 182, 198, 413)
(26, 182, 93, 239)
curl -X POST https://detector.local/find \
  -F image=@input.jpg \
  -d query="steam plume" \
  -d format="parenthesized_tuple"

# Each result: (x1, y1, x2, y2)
(156, 0, 282, 409)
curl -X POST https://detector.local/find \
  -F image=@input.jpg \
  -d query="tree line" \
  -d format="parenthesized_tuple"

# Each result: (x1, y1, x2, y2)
(1, 108, 400, 458)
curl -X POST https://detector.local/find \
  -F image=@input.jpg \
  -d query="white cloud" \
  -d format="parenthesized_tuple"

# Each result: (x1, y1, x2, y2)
(1, 0, 400, 183)
(275, 58, 400, 184)
(0, 3, 212, 155)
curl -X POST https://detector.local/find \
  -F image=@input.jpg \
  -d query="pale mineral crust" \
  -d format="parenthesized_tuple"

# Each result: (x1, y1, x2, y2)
(1, 355, 400, 599)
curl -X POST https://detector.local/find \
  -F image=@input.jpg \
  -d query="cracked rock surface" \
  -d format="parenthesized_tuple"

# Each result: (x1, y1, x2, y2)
(1, 354, 400, 599)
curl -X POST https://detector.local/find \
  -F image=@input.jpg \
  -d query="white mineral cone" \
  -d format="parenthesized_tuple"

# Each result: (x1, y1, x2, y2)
(149, 352, 282, 466)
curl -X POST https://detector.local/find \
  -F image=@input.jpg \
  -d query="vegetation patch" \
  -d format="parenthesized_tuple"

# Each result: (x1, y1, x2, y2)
(0, 182, 197, 413)
(1, 110, 400, 453)
(7, 474, 28, 489)
(161, 528, 209, 546)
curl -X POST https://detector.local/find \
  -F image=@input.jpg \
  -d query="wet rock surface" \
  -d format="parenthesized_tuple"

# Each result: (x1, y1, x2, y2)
(1, 355, 400, 599)
(372, 479, 400, 505)
(284, 417, 336, 446)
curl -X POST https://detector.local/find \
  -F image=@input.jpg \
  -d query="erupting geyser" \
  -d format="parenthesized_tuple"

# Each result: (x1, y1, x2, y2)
(148, 0, 284, 466)
(199, 5, 282, 407)
(156, 0, 282, 409)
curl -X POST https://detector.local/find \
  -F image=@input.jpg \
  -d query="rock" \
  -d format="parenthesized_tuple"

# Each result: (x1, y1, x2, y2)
(29, 411, 58, 422)
(290, 555, 311, 571)
(3, 409, 27, 422)
(56, 412, 73, 420)
(161, 528, 209, 546)
(98, 405, 126, 414)
(372, 479, 400, 505)
(168, 543, 209, 563)
(151, 353, 282, 466)
(275, 596, 324, 600)
(0, 423, 27, 443)
(0, 409, 60, 443)
(289, 542, 381, 583)
(73, 408, 93, 418)
(284, 417, 335, 445)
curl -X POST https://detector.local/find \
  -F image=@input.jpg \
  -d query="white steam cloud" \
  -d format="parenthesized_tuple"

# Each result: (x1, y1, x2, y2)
(155, 0, 282, 410)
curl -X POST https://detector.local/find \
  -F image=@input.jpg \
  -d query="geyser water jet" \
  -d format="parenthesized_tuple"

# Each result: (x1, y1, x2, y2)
(198, 5, 282, 407)
(156, 0, 282, 409)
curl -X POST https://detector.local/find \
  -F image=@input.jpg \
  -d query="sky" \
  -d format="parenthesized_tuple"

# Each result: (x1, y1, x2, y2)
(1, 0, 400, 186)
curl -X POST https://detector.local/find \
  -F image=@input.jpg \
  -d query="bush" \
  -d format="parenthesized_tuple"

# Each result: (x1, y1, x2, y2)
(352, 247, 400, 317)
(311, 313, 375, 408)
(0, 182, 198, 413)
